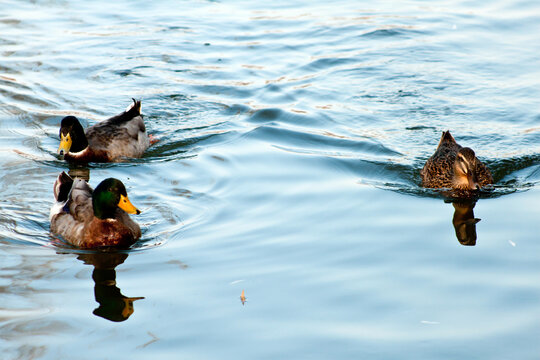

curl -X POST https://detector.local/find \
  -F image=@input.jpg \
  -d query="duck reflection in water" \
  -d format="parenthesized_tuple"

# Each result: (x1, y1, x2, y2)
(67, 167, 90, 182)
(447, 199, 481, 246)
(77, 252, 144, 322)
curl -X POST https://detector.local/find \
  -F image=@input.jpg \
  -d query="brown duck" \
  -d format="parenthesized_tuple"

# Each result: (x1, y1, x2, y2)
(421, 131, 493, 190)
(57, 99, 149, 162)
(50, 172, 142, 248)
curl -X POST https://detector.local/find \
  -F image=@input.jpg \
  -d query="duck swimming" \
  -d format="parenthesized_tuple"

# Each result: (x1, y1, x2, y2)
(58, 99, 149, 162)
(421, 131, 493, 191)
(50, 172, 142, 248)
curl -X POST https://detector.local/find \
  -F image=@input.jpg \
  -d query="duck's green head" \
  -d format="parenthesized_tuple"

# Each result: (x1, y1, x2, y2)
(58, 116, 88, 156)
(92, 178, 141, 220)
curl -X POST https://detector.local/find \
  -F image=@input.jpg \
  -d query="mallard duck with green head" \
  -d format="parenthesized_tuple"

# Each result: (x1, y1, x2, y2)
(421, 131, 493, 190)
(50, 172, 142, 248)
(58, 99, 149, 162)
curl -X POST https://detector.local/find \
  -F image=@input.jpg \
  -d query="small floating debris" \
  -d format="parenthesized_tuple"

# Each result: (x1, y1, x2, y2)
(240, 289, 247, 305)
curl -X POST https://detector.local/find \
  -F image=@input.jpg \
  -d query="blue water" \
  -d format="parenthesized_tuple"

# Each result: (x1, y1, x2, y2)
(1, 0, 540, 359)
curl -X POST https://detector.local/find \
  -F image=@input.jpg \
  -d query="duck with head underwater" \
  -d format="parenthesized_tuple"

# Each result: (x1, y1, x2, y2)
(421, 131, 493, 191)
(58, 99, 149, 163)
(50, 172, 142, 248)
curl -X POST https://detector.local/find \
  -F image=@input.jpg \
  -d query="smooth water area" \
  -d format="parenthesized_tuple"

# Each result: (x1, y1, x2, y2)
(1, 0, 540, 359)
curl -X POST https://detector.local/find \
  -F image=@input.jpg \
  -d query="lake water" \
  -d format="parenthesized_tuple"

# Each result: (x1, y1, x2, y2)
(1, 0, 540, 359)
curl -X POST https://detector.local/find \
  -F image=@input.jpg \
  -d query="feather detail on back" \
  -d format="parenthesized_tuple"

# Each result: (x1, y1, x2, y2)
(85, 99, 148, 159)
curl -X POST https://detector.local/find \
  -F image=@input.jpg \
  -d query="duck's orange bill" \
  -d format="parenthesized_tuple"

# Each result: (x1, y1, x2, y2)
(58, 133, 72, 155)
(118, 194, 141, 214)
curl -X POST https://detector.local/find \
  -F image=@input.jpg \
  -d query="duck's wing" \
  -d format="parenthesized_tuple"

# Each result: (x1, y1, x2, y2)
(476, 160, 494, 186)
(66, 178, 95, 223)
(51, 173, 94, 219)
(50, 175, 95, 243)
(420, 145, 458, 188)
(85, 99, 148, 158)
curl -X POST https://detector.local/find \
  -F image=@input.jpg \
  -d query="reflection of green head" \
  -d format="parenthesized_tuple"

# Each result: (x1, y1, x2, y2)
(92, 178, 140, 220)
(92, 267, 144, 322)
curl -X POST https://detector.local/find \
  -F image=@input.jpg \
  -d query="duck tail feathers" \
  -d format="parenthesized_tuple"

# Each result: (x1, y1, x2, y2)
(54, 171, 74, 202)
(126, 98, 141, 115)
(438, 130, 456, 146)
(109, 99, 142, 125)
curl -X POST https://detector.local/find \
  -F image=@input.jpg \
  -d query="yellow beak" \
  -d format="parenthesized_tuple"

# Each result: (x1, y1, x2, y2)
(121, 297, 145, 319)
(118, 194, 141, 214)
(58, 133, 72, 155)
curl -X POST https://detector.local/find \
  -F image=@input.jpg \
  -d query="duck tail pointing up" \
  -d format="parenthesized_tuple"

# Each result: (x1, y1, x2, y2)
(438, 130, 456, 147)
(126, 98, 141, 115)
(53, 171, 74, 202)
(110, 99, 142, 125)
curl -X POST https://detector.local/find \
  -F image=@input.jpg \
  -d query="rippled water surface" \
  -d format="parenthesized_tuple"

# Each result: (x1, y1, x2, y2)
(1, 0, 540, 359)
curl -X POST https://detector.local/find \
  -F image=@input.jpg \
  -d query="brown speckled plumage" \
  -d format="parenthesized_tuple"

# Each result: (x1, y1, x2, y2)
(50, 172, 141, 248)
(421, 131, 493, 190)
(59, 99, 149, 163)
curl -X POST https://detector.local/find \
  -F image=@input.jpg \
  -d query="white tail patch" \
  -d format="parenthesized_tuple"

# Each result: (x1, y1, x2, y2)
(126, 102, 135, 112)
(125, 99, 141, 113)
(49, 201, 67, 221)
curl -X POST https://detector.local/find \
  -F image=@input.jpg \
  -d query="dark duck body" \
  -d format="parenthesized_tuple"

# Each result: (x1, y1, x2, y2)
(50, 172, 142, 248)
(421, 131, 493, 191)
(58, 99, 149, 163)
